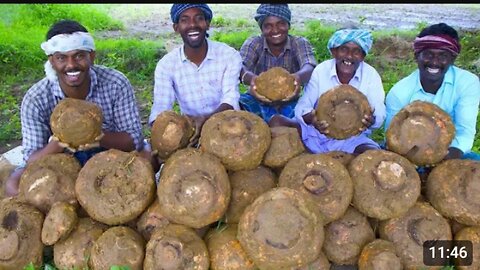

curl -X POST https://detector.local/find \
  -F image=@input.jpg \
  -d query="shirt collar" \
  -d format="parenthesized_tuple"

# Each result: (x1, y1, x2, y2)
(415, 65, 454, 93)
(263, 35, 292, 54)
(180, 39, 214, 62)
(329, 59, 364, 82)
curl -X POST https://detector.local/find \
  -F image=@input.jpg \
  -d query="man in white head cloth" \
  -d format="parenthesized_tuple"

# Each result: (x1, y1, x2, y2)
(5, 19, 145, 196)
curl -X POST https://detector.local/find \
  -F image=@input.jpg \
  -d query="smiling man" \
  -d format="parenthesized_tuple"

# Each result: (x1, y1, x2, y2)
(385, 23, 480, 160)
(148, 3, 242, 148)
(5, 19, 145, 196)
(294, 27, 386, 155)
(238, 4, 317, 127)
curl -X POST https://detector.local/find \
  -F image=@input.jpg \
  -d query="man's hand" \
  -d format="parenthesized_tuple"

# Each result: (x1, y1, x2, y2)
(49, 132, 104, 152)
(249, 76, 272, 104)
(281, 74, 301, 102)
(360, 109, 376, 132)
(187, 115, 208, 148)
(308, 109, 330, 135)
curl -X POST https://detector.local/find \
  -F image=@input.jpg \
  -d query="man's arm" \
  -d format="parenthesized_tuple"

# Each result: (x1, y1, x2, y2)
(149, 59, 176, 126)
(449, 73, 480, 154)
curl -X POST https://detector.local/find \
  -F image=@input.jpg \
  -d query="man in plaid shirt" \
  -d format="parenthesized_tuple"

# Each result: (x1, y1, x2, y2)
(5, 19, 144, 196)
(239, 4, 317, 129)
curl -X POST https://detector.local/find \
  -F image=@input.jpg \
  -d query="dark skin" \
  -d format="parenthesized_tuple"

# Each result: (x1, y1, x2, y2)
(239, 15, 314, 127)
(302, 42, 375, 155)
(415, 48, 462, 160)
(5, 49, 136, 197)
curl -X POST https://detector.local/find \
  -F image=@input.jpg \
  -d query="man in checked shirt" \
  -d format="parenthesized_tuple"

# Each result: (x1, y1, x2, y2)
(5, 19, 145, 196)
(238, 4, 317, 128)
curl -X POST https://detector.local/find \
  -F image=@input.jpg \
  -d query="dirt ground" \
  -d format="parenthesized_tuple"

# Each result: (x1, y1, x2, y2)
(99, 4, 480, 40)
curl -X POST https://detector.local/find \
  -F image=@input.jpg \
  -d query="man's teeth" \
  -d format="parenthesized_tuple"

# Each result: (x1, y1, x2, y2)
(342, 60, 352, 66)
(272, 34, 281, 38)
(427, 67, 440, 74)
(188, 31, 200, 36)
(66, 71, 80, 76)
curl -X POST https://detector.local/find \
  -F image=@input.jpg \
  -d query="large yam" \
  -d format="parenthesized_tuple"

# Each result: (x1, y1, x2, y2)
(200, 110, 271, 171)
(53, 217, 108, 270)
(0, 198, 44, 270)
(157, 148, 230, 228)
(255, 67, 296, 102)
(348, 149, 420, 220)
(18, 153, 80, 213)
(386, 100, 455, 166)
(279, 154, 353, 224)
(427, 159, 480, 226)
(90, 226, 145, 270)
(323, 207, 375, 265)
(379, 201, 452, 269)
(237, 187, 324, 270)
(75, 149, 155, 225)
(143, 224, 209, 270)
(50, 98, 103, 148)
(205, 224, 256, 270)
(315, 84, 372, 139)
(150, 110, 195, 160)
(225, 166, 276, 224)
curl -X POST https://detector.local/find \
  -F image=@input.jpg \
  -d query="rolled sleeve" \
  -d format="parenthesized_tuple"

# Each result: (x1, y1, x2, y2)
(20, 94, 51, 162)
(295, 37, 318, 68)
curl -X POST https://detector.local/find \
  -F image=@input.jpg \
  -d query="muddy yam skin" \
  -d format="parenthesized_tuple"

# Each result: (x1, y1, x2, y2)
(18, 153, 80, 213)
(157, 148, 231, 228)
(150, 110, 195, 160)
(75, 149, 156, 225)
(50, 98, 103, 148)
(379, 202, 452, 270)
(348, 149, 421, 220)
(386, 100, 455, 166)
(427, 159, 480, 226)
(206, 224, 256, 270)
(237, 187, 324, 270)
(0, 198, 44, 270)
(315, 84, 372, 140)
(279, 154, 353, 224)
(143, 224, 210, 270)
(41, 201, 78, 246)
(358, 239, 403, 270)
(225, 166, 276, 224)
(200, 110, 271, 171)
(263, 126, 305, 169)
(255, 67, 296, 102)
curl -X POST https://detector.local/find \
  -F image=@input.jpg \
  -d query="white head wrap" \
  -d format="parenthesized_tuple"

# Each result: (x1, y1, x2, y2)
(40, 31, 95, 81)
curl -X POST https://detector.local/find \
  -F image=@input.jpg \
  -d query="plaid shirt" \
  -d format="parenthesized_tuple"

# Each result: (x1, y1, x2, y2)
(20, 65, 144, 162)
(240, 35, 317, 75)
(148, 39, 242, 125)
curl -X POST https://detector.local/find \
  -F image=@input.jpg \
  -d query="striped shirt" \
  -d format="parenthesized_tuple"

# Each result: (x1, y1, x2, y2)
(148, 39, 242, 125)
(240, 35, 317, 75)
(20, 65, 144, 162)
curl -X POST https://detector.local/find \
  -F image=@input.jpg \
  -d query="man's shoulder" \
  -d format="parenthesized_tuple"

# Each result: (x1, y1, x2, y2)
(452, 65, 479, 82)
(92, 65, 130, 84)
(209, 39, 239, 53)
(23, 78, 51, 102)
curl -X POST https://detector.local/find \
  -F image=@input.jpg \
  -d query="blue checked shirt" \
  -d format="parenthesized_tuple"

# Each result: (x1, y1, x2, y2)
(20, 65, 144, 162)
(148, 39, 242, 125)
(240, 35, 317, 75)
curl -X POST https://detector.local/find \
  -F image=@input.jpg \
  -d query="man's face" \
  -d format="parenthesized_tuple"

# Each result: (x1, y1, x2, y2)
(415, 48, 455, 83)
(173, 8, 210, 49)
(49, 49, 95, 88)
(261, 16, 289, 47)
(331, 42, 365, 77)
